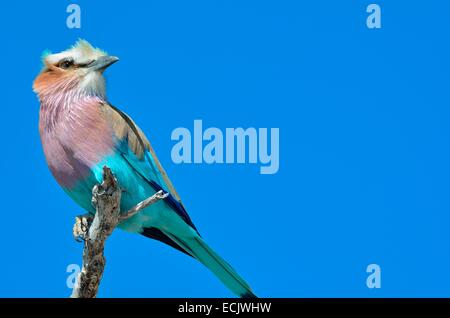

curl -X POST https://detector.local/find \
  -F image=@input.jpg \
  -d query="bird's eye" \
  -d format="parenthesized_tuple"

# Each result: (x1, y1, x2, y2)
(59, 59, 74, 69)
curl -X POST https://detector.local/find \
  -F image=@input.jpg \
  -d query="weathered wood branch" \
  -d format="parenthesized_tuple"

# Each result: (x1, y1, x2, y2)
(120, 190, 168, 221)
(70, 166, 167, 298)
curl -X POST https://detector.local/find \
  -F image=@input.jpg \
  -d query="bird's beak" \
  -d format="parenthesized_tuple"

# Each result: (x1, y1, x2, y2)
(88, 55, 119, 72)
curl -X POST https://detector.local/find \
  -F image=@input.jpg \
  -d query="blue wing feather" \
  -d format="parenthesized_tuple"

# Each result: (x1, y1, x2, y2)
(119, 152, 199, 233)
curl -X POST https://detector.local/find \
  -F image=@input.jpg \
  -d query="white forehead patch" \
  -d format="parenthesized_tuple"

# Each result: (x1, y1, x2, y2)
(44, 39, 107, 65)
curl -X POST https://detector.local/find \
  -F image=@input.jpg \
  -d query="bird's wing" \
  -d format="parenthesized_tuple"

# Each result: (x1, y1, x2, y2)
(100, 102, 198, 233)
(102, 103, 182, 202)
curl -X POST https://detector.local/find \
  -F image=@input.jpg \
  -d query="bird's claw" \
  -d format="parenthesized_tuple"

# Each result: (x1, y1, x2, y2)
(73, 214, 93, 242)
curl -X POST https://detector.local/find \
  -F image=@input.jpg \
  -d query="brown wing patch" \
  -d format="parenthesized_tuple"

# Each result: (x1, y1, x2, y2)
(103, 104, 149, 159)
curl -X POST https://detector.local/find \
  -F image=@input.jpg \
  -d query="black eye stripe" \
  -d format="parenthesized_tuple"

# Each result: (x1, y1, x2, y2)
(57, 59, 94, 69)
(77, 60, 94, 67)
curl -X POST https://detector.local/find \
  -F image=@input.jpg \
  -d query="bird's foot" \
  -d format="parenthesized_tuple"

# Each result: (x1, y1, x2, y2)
(73, 214, 93, 242)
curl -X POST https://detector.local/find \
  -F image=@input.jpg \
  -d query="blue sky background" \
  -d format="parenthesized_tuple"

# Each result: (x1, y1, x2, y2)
(0, 1, 449, 297)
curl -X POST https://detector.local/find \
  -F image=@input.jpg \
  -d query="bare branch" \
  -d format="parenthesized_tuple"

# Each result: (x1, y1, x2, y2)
(119, 190, 168, 222)
(71, 166, 120, 298)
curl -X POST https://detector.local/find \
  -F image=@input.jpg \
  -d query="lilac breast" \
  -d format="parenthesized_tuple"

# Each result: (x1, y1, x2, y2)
(39, 96, 115, 189)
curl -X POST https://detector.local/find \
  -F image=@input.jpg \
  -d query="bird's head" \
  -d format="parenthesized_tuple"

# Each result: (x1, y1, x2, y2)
(33, 40, 118, 100)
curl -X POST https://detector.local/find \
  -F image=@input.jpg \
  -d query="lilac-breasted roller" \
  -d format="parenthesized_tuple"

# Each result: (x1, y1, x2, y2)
(33, 40, 255, 298)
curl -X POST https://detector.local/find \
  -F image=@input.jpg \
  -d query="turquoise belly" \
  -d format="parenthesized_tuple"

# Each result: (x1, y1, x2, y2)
(63, 152, 165, 233)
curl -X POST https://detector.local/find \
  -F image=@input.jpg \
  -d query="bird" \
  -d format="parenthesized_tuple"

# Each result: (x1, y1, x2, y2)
(33, 40, 256, 298)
